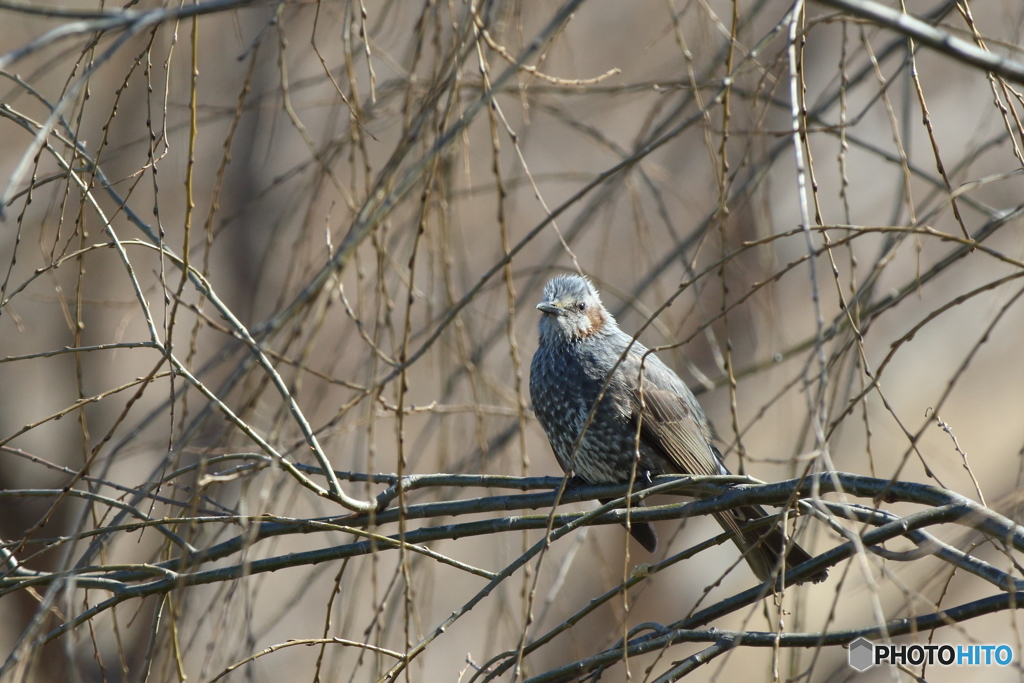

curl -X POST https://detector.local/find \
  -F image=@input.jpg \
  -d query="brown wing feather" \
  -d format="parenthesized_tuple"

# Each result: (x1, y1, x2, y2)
(628, 360, 828, 583)
(631, 383, 723, 478)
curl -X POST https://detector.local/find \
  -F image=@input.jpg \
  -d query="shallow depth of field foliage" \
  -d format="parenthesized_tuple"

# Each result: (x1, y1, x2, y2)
(3, 0, 1024, 681)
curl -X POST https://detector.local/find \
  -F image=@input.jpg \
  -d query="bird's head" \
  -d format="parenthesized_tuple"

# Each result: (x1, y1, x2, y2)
(536, 274, 612, 344)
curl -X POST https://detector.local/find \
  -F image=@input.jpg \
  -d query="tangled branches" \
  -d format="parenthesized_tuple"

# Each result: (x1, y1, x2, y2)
(3, 0, 1024, 680)
(3, 467, 1023, 681)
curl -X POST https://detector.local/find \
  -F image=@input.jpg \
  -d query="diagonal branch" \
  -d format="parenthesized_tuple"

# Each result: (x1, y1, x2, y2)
(815, 0, 1024, 84)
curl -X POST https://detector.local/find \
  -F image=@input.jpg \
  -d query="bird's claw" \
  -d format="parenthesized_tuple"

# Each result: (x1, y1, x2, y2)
(563, 475, 590, 490)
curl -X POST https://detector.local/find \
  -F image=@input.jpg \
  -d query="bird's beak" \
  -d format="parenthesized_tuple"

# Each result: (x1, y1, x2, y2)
(536, 301, 565, 316)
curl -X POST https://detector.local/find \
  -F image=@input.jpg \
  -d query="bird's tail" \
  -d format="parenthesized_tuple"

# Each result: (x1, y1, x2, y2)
(601, 498, 659, 553)
(714, 506, 828, 584)
(627, 521, 659, 553)
(608, 501, 826, 584)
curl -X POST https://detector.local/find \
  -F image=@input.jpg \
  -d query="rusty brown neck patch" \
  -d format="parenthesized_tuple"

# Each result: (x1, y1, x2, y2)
(579, 305, 607, 339)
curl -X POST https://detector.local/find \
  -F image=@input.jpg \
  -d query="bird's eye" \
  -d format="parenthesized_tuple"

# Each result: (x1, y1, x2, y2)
(576, 302, 586, 312)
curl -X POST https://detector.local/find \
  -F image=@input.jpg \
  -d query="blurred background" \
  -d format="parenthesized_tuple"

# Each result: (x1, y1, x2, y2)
(2, 0, 1024, 680)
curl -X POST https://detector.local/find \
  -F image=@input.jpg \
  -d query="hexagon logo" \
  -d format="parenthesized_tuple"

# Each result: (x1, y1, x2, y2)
(849, 638, 875, 671)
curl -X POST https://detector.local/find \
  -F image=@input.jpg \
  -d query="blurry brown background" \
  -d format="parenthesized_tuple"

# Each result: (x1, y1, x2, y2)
(2, 0, 1024, 680)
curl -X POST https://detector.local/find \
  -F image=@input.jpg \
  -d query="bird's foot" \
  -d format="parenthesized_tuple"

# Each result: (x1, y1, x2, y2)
(634, 470, 655, 489)
(562, 475, 590, 490)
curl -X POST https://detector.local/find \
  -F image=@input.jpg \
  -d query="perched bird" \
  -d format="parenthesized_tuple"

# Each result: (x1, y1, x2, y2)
(529, 274, 826, 584)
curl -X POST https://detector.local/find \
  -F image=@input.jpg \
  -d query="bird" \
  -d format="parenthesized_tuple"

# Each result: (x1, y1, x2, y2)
(529, 273, 827, 584)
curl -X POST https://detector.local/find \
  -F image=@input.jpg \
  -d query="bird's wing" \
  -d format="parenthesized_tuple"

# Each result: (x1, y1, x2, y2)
(620, 349, 827, 582)
(622, 353, 726, 478)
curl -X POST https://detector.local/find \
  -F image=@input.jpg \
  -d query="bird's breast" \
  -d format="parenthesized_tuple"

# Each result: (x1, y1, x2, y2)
(530, 342, 634, 479)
